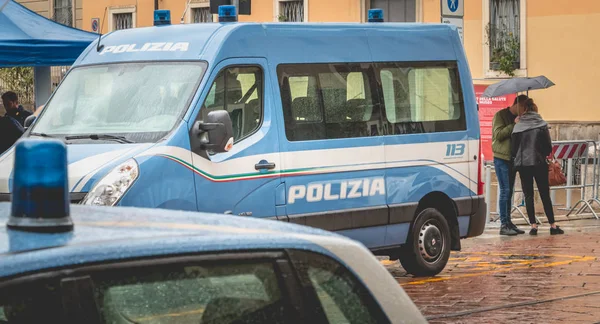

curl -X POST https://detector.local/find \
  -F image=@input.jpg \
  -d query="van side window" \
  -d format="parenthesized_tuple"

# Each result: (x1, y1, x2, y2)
(202, 66, 263, 142)
(288, 76, 321, 123)
(278, 64, 381, 141)
(377, 62, 466, 134)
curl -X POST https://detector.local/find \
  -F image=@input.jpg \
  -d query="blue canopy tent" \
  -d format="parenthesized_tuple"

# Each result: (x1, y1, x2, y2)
(0, 0, 97, 107)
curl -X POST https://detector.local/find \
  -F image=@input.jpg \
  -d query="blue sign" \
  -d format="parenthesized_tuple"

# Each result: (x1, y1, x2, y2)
(447, 0, 458, 13)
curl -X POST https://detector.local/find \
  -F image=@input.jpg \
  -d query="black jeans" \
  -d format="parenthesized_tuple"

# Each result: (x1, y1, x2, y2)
(517, 165, 555, 225)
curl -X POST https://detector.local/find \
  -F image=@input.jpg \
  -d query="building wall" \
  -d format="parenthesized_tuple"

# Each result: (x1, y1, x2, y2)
(526, 0, 600, 122)
(16, 0, 50, 18)
(75, 0, 83, 28)
(17, 0, 83, 27)
(82, 0, 364, 31)
(239, 0, 272, 22)
(419, 0, 600, 123)
(309, 0, 361, 23)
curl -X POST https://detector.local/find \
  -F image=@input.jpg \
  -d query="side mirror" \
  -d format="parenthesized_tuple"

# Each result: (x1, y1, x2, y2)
(195, 110, 234, 153)
(24, 115, 37, 129)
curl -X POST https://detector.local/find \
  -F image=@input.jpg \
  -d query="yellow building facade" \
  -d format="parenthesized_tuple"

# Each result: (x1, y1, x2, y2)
(81, 0, 600, 131)
(17, 0, 84, 28)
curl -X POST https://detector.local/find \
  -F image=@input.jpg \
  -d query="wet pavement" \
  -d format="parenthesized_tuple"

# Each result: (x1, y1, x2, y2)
(381, 219, 600, 323)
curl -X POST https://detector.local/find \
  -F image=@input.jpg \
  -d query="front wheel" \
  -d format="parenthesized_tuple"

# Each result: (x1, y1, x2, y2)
(399, 208, 451, 277)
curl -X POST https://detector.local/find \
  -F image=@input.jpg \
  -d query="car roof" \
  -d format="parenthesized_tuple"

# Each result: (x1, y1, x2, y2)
(0, 202, 353, 279)
(74, 22, 463, 67)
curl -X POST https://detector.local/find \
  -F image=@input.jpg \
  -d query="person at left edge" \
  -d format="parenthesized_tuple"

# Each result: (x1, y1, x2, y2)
(2, 91, 32, 127)
(0, 114, 24, 155)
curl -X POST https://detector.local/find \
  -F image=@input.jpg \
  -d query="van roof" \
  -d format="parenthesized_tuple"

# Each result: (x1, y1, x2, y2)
(75, 22, 464, 67)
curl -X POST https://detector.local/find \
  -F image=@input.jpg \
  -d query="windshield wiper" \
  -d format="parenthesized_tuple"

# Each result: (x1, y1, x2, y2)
(30, 132, 56, 138)
(65, 134, 135, 144)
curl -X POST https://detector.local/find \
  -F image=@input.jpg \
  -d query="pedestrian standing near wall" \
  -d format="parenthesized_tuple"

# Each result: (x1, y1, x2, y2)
(512, 99, 564, 235)
(492, 94, 528, 236)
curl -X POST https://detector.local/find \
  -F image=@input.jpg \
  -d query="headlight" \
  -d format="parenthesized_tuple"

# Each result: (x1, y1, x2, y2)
(81, 159, 139, 206)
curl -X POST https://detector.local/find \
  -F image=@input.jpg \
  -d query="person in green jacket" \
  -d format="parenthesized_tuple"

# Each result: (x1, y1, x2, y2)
(492, 94, 528, 236)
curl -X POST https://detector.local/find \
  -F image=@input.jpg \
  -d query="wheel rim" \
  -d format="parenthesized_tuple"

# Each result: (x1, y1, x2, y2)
(418, 220, 444, 263)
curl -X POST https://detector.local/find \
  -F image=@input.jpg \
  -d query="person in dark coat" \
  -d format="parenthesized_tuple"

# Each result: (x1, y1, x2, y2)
(511, 98, 564, 235)
(2, 91, 32, 127)
(0, 113, 24, 154)
(0, 92, 27, 154)
(492, 94, 528, 236)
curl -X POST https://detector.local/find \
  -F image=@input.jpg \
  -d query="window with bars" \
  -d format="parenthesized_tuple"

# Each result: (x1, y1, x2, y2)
(114, 13, 133, 30)
(488, 0, 520, 70)
(192, 7, 213, 23)
(279, 1, 304, 22)
(53, 0, 73, 26)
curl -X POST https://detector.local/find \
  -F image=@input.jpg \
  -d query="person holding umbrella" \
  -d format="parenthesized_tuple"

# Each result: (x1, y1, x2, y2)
(492, 95, 528, 236)
(512, 99, 564, 235)
(484, 75, 555, 235)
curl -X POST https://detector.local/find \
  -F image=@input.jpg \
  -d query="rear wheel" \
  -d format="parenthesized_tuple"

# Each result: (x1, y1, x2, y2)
(399, 208, 451, 277)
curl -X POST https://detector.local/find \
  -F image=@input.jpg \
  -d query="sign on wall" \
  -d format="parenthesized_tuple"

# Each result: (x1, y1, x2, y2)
(442, 16, 463, 43)
(91, 18, 100, 33)
(475, 84, 516, 162)
(441, 0, 464, 43)
(441, 0, 463, 17)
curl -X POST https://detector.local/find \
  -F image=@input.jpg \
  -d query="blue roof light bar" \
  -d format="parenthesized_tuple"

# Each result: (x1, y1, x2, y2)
(368, 9, 384, 22)
(218, 5, 237, 23)
(7, 139, 73, 233)
(154, 9, 171, 26)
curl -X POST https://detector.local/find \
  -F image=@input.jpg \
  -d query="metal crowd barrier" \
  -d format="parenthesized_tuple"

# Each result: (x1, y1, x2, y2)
(483, 140, 600, 225)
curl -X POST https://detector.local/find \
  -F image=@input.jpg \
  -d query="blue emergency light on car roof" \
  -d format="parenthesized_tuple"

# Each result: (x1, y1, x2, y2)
(368, 9, 384, 22)
(7, 139, 73, 233)
(218, 5, 237, 23)
(154, 9, 171, 26)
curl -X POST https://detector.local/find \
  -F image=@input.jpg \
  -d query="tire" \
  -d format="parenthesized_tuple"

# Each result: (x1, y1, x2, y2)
(399, 208, 451, 277)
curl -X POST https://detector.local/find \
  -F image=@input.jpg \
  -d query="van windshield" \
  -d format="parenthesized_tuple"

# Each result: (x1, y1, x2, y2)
(31, 62, 206, 143)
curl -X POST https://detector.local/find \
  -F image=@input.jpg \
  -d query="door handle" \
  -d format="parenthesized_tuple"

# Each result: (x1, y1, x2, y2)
(255, 161, 276, 170)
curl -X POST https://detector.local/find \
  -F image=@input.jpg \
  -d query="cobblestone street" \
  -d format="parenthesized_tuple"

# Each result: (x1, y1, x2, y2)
(382, 219, 600, 323)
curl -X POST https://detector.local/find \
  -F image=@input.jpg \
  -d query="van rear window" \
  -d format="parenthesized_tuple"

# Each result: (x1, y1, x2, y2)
(376, 62, 466, 135)
(277, 62, 466, 141)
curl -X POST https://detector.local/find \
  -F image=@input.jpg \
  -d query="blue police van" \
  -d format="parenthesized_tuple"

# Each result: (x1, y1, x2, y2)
(0, 8, 486, 275)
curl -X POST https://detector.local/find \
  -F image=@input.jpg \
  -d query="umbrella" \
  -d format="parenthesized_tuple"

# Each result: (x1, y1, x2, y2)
(482, 76, 555, 98)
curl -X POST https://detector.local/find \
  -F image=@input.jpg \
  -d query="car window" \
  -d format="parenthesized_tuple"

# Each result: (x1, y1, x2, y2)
(201, 66, 263, 143)
(0, 281, 65, 323)
(376, 61, 466, 134)
(289, 250, 389, 324)
(31, 63, 206, 143)
(288, 75, 321, 123)
(278, 63, 379, 141)
(92, 262, 289, 324)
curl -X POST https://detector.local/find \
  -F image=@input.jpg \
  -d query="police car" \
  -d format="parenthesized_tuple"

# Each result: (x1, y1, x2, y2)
(0, 139, 426, 323)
